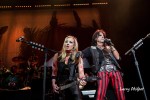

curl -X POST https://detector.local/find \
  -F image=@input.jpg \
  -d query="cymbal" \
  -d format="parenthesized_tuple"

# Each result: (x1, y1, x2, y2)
(12, 56, 26, 63)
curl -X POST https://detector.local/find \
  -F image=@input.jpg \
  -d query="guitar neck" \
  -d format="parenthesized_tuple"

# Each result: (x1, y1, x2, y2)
(59, 81, 77, 91)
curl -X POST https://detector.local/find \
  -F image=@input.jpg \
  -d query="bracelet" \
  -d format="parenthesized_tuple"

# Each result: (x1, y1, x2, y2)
(79, 76, 86, 81)
(51, 76, 57, 79)
(112, 49, 116, 52)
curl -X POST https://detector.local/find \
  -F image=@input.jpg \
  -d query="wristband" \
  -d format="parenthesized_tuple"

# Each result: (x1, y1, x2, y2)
(111, 46, 116, 52)
(112, 49, 116, 52)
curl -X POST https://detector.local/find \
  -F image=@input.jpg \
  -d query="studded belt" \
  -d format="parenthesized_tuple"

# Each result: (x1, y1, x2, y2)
(99, 64, 117, 72)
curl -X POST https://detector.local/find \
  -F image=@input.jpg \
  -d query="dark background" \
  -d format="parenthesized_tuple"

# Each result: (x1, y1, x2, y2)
(104, 0, 150, 100)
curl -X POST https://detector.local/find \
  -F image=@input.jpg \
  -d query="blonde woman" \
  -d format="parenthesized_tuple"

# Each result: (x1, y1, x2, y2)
(51, 35, 86, 100)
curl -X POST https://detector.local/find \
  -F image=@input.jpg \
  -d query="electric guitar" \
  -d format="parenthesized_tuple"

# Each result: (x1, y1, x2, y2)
(59, 76, 101, 91)
(59, 81, 77, 91)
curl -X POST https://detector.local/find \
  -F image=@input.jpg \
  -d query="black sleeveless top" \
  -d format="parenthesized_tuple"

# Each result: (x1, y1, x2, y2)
(56, 60, 78, 84)
(101, 49, 115, 66)
(82, 46, 121, 73)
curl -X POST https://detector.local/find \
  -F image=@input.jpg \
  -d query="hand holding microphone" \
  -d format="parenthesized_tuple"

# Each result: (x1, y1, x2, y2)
(104, 38, 114, 46)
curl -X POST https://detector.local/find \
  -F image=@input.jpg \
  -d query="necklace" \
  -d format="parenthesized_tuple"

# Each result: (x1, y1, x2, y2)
(97, 46, 104, 50)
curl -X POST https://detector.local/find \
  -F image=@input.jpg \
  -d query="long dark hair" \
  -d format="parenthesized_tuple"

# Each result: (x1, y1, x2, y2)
(91, 29, 106, 46)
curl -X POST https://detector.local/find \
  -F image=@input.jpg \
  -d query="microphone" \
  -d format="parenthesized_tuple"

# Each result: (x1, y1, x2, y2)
(104, 38, 111, 42)
(16, 36, 24, 42)
(104, 38, 114, 46)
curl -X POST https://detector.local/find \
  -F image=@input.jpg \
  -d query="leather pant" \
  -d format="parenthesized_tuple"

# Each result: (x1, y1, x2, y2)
(96, 70, 125, 100)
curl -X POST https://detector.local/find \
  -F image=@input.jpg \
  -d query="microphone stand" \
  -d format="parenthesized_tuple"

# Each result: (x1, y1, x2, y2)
(16, 39, 58, 100)
(26, 42, 57, 100)
(125, 33, 150, 100)
(42, 48, 48, 100)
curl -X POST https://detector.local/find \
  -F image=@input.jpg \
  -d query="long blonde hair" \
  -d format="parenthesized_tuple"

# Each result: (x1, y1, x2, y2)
(59, 35, 78, 63)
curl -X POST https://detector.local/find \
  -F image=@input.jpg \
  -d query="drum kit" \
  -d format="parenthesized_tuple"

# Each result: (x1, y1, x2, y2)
(0, 55, 41, 90)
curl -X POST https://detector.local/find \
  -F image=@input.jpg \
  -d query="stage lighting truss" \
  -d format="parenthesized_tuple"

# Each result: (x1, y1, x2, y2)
(0, 0, 108, 10)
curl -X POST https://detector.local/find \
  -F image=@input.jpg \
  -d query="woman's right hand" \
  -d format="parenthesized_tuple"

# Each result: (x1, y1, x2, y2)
(52, 83, 59, 93)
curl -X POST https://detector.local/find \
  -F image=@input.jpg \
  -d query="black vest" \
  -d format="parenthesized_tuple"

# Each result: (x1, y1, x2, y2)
(57, 58, 77, 84)
(90, 46, 121, 74)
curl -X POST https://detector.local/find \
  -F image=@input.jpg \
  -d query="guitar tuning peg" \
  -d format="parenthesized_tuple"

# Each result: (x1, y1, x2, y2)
(38, 44, 41, 47)
(38, 48, 41, 50)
